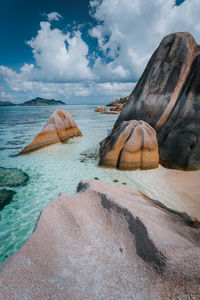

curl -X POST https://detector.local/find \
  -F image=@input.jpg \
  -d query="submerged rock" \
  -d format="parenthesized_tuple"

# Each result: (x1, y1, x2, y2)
(19, 109, 82, 154)
(0, 189, 16, 210)
(0, 167, 29, 187)
(100, 120, 159, 170)
(113, 32, 200, 170)
(0, 180, 199, 299)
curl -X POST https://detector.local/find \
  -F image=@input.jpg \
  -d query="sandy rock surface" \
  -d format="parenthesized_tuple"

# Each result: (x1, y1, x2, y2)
(19, 109, 82, 154)
(114, 32, 200, 170)
(100, 120, 159, 170)
(0, 180, 199, 299)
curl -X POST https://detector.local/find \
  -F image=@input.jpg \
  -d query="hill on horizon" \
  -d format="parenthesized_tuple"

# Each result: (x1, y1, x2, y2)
(20, 97, 66, 106)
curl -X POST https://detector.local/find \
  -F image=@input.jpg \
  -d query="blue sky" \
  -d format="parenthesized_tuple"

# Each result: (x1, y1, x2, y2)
(0, 0, 199, 104)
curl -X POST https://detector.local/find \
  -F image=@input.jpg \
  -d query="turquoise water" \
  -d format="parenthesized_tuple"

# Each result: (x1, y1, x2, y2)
(0, 105, 141, 263)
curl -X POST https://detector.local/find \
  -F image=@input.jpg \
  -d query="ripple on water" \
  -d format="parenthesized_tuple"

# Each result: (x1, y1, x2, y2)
(0, 105, 200, 264)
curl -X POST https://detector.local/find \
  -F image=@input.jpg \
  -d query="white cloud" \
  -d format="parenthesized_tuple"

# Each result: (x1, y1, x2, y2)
(0, 86, 15, 101)
(46, 12, 62, 22)
(1, 2, 200, 103)
(26, 21, 94, 82)
(90, 0, 200, 81)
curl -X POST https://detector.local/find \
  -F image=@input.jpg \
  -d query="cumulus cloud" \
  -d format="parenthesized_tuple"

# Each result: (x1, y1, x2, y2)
(90, 0, 200, 81)
(46, 12, 62, 22)
(0, 86, 15, 101)
(26, 21, 94, 82)
(1, 2, 200, 103)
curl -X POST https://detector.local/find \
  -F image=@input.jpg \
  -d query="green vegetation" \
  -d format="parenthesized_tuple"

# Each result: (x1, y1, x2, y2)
(20, 97, 66, 106)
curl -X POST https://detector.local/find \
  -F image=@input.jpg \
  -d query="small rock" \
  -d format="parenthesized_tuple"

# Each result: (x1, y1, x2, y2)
(94, 177, 99, 180)
(95, 106, 107, 112)
(113, 179, 118, 183)
(0, 167, 29, 187)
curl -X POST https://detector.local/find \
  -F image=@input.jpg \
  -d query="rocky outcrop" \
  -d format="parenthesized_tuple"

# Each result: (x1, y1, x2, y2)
(0, 167, 29, 187)
(0, 180, 199, 299)
(95, 106, 107, 112)
(106, 96, 128, 107)
(110, 104, 123, 112)
(100, 120, 159, 170)
(113, 32, 200, 170)
(19, 109, 82, 154)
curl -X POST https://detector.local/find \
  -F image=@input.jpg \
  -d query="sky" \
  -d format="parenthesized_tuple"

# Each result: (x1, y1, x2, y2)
(0, 0, 200, 104)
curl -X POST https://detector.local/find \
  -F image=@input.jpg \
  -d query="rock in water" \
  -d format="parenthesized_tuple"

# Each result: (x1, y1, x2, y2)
(95, 106, 107, 112)
(100, 120, 159, 170)
(19, 109, 82, 154)
(0, 167, 29, 187)
(0, 180, 199, 299)
(0, 189, 16, 210)
(113, 32, 200, 170)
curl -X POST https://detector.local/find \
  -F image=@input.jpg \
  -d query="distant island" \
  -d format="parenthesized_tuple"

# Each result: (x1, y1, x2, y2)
(0, 100, 16, 106)
(20, 97, 66, 106)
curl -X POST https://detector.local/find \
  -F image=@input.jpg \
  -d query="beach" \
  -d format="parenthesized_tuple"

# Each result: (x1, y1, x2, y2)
(0, 104, 200, 263)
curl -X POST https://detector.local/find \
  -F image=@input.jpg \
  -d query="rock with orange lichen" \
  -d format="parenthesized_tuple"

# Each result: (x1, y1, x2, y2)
(95, 106, 107, 112)
(114, 32, 200, 170)
(100, 120, 159, 170)
(110, 104, 123, 112)
(19, 109, 82, 154)
(0, 180, 199, 299)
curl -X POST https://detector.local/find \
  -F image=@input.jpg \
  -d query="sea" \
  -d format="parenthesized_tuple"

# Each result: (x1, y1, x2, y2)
(0, 104, 199, 264)
(0, 105, 139, 263)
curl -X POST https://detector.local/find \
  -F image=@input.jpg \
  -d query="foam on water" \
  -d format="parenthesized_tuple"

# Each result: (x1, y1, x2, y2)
(0, 105, 200, 263)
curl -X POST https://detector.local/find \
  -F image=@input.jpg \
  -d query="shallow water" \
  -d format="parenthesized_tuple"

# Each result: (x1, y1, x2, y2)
(0, 105, 139, 263)
(0, 105, 200, 264)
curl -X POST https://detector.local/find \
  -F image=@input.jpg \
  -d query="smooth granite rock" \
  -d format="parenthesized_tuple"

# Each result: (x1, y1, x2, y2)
(100, 120, 159, 170)
(0, 189, 16, 210)
(19, 109, 82, 154)
(0, 167, 29, 187)
(113, 32, 200, 170)
(0, 180, 199, 299)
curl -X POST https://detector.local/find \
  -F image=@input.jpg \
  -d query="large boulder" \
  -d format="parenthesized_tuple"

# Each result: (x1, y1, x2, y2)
(19, 109, 82, 154)
(100, 120, 159, 170)
(114, 32, 200, 170)
(0, 180, 199, 299)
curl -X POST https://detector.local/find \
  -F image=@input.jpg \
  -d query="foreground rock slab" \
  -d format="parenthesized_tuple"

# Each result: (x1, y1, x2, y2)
(19, 109, 82, 154)
(0, 180, 199, 299)
(114, 32, 200, 170)
(100, 120, 159, 169)
(0, 167, 29, 187)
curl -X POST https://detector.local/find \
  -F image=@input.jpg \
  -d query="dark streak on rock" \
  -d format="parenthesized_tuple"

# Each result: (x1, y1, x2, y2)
(100, 193, 167, 274)
(76, 182, 90, 193)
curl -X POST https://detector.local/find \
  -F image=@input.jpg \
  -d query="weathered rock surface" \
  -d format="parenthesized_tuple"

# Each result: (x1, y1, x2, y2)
(114, 32, 200, 170)
(0, 167, 29, 187)
(106, 96, 128, 107)
(19, 109, 82, 154)
(110, 104, 123, 112)
(0, 189, 16, 210)
(95, 106, 107, 112)
(0, 180, 199, 299)
(100, 120, 159, 170)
